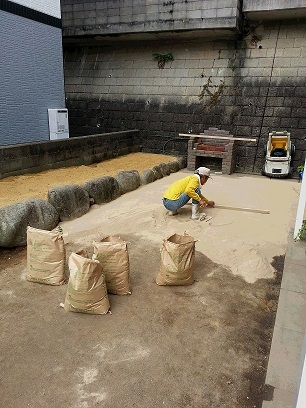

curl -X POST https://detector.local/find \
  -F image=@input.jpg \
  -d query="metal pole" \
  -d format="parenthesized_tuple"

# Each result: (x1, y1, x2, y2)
(294, 158, 306, 240)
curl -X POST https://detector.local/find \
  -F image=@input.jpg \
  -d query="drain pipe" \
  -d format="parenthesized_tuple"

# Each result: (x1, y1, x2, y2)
(252, 21, 281, 172)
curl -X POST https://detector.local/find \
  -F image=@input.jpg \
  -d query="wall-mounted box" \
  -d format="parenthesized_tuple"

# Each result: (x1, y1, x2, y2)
(48, 108, 69, 140)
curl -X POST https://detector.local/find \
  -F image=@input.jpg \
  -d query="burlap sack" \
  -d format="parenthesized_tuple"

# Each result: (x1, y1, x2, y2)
(64, 250, 110, 315)
(26, 226, 65, 285)
(156, 233, 195, 286)
(93, 236, 131, 295)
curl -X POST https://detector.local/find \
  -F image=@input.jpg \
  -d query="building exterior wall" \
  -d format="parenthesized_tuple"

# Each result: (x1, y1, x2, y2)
(63, 18, 306, 173)
(243, 0, 306, 20)
(0, 1, 65, 146)
(244, 0, 306, 12)
(13, 0, 61, 18)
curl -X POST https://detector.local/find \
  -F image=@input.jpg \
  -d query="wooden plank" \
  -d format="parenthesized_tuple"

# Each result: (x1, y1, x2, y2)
(187, 203, 269, 214)
(179, 133, 257, 142)
(214, 204, 270, 214)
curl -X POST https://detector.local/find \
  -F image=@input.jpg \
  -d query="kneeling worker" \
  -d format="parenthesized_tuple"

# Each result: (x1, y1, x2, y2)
(162, 167, 215, 219)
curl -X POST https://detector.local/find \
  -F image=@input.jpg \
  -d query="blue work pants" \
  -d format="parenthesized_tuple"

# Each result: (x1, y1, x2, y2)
(162, 188, 201, 211)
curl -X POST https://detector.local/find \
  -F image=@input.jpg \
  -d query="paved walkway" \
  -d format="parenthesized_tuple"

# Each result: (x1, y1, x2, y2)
(262, 230, 306, 408)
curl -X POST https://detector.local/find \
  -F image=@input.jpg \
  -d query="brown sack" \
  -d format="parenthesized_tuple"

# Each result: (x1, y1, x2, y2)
(26, 226, 65, 285)
(64, 250, 110, 315)
(156, 233, 195, 286)
(93, 236, 131, 295)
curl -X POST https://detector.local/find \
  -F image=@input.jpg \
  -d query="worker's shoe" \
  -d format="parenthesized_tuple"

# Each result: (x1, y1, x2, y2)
(168, 210, 178, 216)
(191, 204, 200, 220)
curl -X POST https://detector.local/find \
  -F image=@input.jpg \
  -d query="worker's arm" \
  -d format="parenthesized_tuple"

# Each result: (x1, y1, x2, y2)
(200, 196, 215, 207)
(185, 177, 215, 206)
(198, 194, 215, 207)
(185, 177, 202, 201)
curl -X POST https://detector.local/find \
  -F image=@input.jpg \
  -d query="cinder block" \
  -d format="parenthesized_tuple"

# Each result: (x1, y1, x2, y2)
(293, 38, 305, 47)
(274, 57, 291, 68)
(298, 67, 306, 76)
(180, 78, 194, 87)
(201, 9, 217, 18)
(72, 4, 83, 12)
(280, 68, 299, 77)
(213, 59, 228, 68)
(108, 16, 120, 24)
(166, 77, 181, 86)
(216, 7, 235, 17)
(187, 10, 202, 19)
(96, 2, 108, 10)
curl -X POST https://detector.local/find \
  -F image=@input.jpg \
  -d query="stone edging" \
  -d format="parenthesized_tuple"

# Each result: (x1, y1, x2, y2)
(0, 157, 186, 248)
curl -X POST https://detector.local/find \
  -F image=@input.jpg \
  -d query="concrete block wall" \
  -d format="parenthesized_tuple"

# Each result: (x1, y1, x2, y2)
(64, 37, 238, 156)
(63, 18, 306, 174)
(244, 0, 306, 13)
(0, 130, 140, 179)
(61, 0, 240, 37)
(236, 19, 306, 172)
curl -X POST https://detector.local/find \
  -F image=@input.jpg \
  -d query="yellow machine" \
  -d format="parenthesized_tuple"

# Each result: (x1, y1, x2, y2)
(262, 131, 295, 178)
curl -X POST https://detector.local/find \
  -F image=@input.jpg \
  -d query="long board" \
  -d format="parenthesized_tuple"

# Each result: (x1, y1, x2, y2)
(214, 204, 270, 214)
(179, 133, 257, 142)
(187, 203, 270, 214)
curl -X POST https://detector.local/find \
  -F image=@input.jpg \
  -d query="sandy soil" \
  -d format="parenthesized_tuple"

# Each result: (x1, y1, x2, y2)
(0, 156, 302, 408)
(0, 152, 177, 208)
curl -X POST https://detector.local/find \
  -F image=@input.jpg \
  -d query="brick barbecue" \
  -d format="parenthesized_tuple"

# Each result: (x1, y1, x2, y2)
(187, 128, 238, 175)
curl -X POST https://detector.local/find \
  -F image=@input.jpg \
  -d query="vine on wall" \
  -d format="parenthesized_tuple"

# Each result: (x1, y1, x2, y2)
(198, 76, 225, 106)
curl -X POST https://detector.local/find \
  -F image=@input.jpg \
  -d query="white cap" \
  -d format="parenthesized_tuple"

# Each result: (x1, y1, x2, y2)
(195, 167, 212, 178)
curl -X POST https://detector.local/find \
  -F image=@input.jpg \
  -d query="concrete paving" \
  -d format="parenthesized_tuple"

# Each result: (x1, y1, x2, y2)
(262, 232, 306, 408)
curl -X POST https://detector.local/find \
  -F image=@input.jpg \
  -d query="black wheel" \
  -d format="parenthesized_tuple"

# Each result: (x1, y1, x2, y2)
(263, 145, 268, 156)
(291, 144, 296, 157)
(261, 165, 266, 176)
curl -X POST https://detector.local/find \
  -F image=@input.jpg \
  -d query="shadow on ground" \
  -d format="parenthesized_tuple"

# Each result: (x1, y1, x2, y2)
(0, 236, 284, 408)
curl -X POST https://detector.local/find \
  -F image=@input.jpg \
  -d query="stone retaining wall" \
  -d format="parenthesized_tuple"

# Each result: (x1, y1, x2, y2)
(0, 157, 186, 248)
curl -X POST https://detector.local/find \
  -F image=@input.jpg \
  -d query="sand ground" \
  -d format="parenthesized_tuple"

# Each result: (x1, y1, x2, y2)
(0, 152, 177, 208)
(0, 155, 301, 408)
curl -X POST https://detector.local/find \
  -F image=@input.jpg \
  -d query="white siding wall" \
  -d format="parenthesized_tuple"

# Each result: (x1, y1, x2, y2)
(13, 0, 61, 18)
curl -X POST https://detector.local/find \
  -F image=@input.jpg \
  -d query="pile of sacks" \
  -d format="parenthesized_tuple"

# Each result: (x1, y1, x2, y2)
(27, 227, 131, 315)
(26, 226, 196, 316)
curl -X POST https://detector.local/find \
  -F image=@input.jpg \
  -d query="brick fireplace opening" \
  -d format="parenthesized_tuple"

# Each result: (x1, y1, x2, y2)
(187, 128, 238, 175)
(195, 157, 223, 172)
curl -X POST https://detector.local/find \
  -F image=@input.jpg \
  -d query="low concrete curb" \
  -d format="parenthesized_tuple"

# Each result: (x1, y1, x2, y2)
(262, 230, 306, 408)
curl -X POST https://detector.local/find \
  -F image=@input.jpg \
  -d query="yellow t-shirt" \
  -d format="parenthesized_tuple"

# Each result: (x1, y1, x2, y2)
(163, 175, 208, 203)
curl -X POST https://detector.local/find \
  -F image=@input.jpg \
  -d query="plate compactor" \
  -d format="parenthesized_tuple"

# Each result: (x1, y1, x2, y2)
(262, 131, 295, 178)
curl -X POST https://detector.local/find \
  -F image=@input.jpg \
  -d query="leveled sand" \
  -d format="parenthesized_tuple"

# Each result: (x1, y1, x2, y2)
(0, 154, 300, 282)
(0, 160, 301, 407)
(60, 170, 299, 284)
